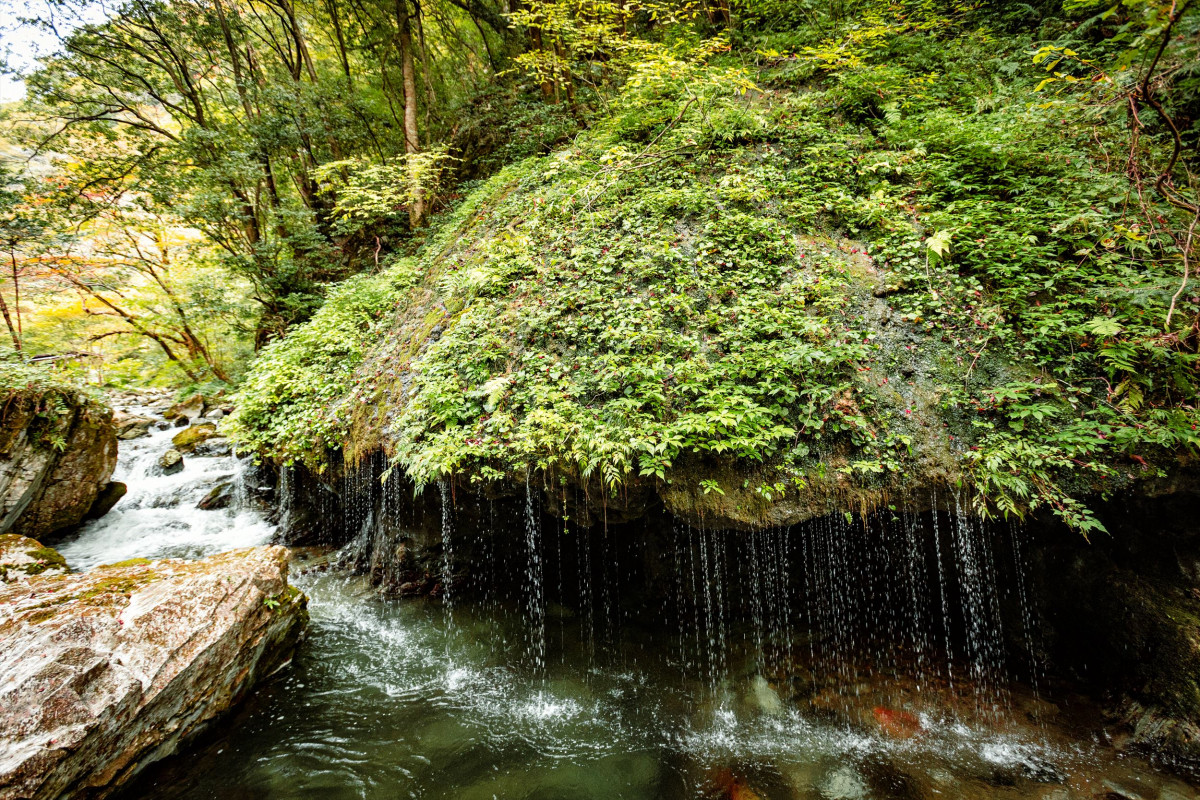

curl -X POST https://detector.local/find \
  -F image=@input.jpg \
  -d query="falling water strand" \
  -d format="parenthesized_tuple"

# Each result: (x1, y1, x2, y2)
(950, 490, 1006, 715)
(1009, 520, 1044, 729)
(688, 526, 703, 683)
(800, 523, 818, 692)
(556, 512, 565, 664)
(524, 476, 547, 673)
(698, 521, 719, 691)
(711, 526, 728, 680)
(902, 510, 929, 689)
(439, 481, 455, 631)
(930, 490, 955, 691)
(672, 520, 688, 680)
(578, 518, 595, 668)
(778, 526, 795, 672)
(747, 528, 766, 671)
(278, 464, 293, 532)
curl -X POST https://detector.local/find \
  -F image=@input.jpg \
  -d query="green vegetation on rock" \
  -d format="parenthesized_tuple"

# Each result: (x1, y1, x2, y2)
(224, 1, 1200, 533)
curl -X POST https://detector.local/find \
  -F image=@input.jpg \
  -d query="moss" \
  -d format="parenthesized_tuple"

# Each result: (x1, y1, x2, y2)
(75, 576, 151, 603)
(263, 584, 307, 613)
(172, 424, 218, 453)
(24, 608, 60, 625)
(100, 558, 153, 569)
(24, 546, 68, 572)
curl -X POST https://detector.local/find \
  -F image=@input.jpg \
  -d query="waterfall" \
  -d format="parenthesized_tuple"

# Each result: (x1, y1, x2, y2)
(951, 491, 1007, 714)
(317, 457, 1046, 728)
(277, 464, 293, 532)
(931, 490, 955, 691)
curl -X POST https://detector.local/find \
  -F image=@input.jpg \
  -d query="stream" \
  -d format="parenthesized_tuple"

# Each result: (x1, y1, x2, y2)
(53, 405, 1200, 800)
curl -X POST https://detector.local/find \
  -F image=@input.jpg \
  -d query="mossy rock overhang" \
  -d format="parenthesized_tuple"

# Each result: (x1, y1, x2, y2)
(337, 196, 1032, 527)
(229, 71, 1200, 534)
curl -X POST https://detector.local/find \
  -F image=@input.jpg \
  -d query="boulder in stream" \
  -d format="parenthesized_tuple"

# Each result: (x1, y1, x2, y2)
(171, 424, 217, 454)
(0, 545, 307, 800)
(162, 394, 206, 423)
(196, 481, 233, 510)
(157, 450, 184, 476)
(1, 383, 118, 542)
(113, 414, 154, 441)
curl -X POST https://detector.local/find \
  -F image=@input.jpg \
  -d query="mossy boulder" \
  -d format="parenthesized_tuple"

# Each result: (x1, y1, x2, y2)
(229, 54, 1200, 535)
(171, 423, 218, 454)
(0, 546, 307, 799)
(0, 380, 118, 542)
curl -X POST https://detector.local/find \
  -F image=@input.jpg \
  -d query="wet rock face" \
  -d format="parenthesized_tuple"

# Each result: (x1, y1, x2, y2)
(0, 389, 118, 542)
(0, 545, 307, 800)
(1033, 496, 1200, 773)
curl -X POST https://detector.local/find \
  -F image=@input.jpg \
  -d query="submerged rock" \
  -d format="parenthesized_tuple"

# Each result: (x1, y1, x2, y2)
(0, 546, 307, 799)
(0, 534, 69, 583)
(0, 385, 118, 541)
(820, 766, 868, 800)
(740, 675, 784, 718)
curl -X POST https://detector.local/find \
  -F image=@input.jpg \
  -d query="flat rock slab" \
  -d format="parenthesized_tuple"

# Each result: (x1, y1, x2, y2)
(0, 546, 307, 800)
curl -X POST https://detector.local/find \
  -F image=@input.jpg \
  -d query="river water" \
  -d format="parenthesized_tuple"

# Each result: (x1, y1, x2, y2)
(53, 408, 1200, 800)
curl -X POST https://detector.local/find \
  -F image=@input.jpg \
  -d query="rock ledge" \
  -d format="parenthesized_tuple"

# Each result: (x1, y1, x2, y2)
(0, 545, 307, 800)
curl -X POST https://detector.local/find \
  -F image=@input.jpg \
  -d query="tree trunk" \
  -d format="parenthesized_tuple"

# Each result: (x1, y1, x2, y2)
(0, 270, 20, 353)
(9, 252, 20, 342)
(530, 26, 554, 101)
(326, 0, 353, 85)
(397, 0, 426, 227)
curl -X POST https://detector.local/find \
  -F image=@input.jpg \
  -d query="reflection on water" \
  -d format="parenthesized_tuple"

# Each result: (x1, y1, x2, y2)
(128, 561, 1198, 800)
